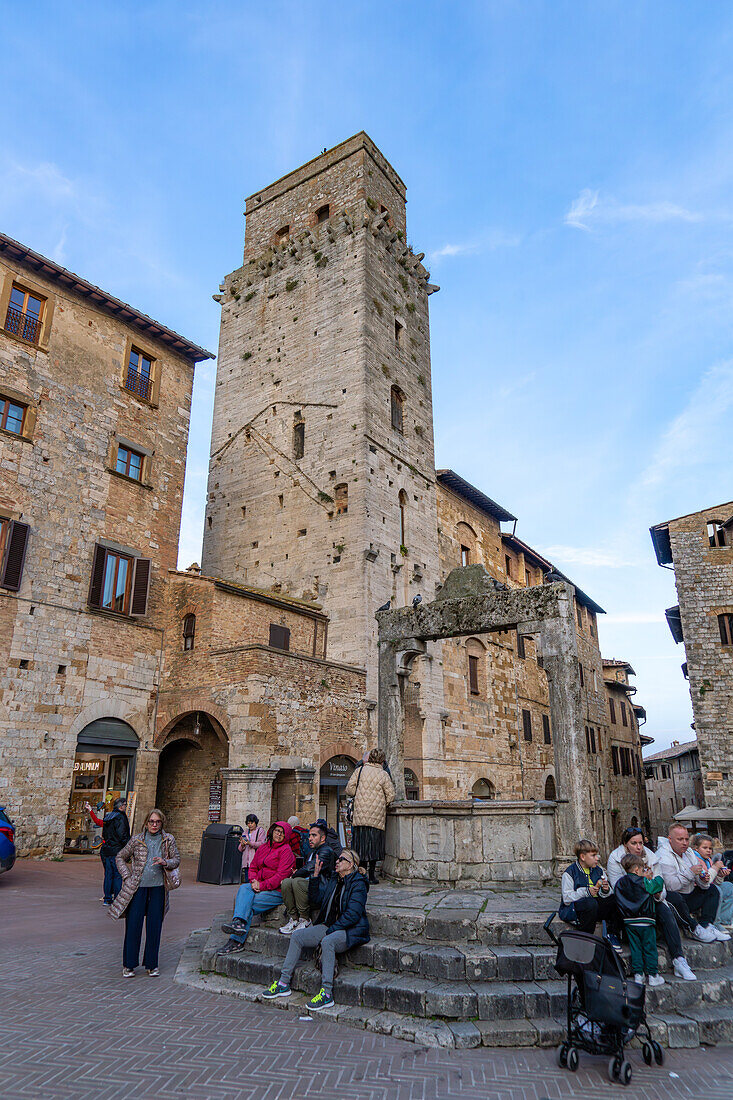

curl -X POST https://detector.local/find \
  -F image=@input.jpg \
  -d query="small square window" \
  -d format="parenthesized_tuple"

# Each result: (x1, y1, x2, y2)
(394, 319, 404, 345)
(276, 224, 290, 240)
(115, 444, 144, 482)
(316, 204, 330, 223)
(5, 284, 45, 344)
(0, 395, 27, 436)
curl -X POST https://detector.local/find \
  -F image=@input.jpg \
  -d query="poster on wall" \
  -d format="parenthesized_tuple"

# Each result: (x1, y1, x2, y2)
(208, 779, 222, 822)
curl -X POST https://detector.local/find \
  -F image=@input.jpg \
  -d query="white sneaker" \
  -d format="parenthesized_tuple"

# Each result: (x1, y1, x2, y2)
(122, 967, 134, 977)
(692, 924, 717, 943)
(647, 974, 665, 987)
(295, 918, 312, 930)
(147, 968, 160, 976)
(712, 926, 731, 941)
(673, 957, 697, 981)
(279, 918, 299, 935)
(633, 973, 645, 984)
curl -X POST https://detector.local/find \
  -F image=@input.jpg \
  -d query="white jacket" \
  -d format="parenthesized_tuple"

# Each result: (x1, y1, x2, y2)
(606, 844, 666, 899)
(652, 837, 712, 895)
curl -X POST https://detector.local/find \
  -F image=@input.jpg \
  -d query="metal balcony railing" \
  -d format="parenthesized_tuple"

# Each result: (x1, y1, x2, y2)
(5, 305, 42, 344)
(124, 368, 153, 401)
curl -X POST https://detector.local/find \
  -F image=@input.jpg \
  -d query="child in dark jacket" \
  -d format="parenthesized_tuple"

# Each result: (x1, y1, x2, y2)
(560, 839, 618, 935)
(614, 852, 665, 987)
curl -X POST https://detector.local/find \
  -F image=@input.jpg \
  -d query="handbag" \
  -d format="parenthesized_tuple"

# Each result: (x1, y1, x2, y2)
(345, 763, 364, 826)
(582, 970, 645, 1031)
(163, 836, 181, 891)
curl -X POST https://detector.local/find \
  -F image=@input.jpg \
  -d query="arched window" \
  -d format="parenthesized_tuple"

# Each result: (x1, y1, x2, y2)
(334, 483, 348, 515)
(390, 386, 404, 433)
(466, 637, 486, 697)
(456, 522, 477, 568)
(472, 777, 495, 801)
(544, 775, 557, 801)
(293, 415, 305, 460)
(183, 614, 196, 651)
(398, 489, 408, 548)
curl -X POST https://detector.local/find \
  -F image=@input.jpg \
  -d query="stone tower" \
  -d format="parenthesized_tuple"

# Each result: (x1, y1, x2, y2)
(202, 134, 443, 723)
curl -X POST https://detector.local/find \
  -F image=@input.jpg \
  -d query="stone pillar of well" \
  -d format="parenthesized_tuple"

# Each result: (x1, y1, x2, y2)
(294, 766, 317, 824)
(378, 639, 425, 800)
(132, 748, 160, 831)
(538, 590, 593, 863)
(220, 766, 278, 831)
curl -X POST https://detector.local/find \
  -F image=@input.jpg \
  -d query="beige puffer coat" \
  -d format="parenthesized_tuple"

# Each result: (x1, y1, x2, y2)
(109, 830, 180, 919)
(345, 762, 396, 831)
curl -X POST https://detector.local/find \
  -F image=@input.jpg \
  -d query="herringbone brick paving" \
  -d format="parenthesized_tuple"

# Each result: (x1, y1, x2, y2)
(2, 859, 733, 1099)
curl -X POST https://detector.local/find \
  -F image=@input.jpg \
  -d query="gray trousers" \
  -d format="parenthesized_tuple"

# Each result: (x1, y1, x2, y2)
(280, 924, 348, 995)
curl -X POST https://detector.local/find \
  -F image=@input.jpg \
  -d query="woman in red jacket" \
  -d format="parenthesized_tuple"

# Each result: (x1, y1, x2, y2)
(218, 821, 295, 955)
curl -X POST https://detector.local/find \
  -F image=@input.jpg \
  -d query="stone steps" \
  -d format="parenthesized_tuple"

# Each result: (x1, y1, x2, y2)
(198, 914, 733, 1047)
(235, 922, 733, 983)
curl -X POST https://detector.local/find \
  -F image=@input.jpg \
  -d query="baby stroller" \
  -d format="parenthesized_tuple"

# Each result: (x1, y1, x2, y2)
(544, 913, 663, 1086)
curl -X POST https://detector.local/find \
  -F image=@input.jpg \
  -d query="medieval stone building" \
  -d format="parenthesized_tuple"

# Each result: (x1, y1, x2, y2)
(651, 503, 733, 842)
(3, 133, 648, 858)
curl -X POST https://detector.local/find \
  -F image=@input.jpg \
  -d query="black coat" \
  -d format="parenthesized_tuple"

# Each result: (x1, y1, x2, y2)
(100, 811, 131, 858)
(293, 844, 335, 879)
(308, 869, 370, 948)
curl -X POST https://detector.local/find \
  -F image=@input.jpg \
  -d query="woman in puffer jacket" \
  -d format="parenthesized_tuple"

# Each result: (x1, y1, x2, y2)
(345, 748, 396, 883)
(218, 821, 296, 954)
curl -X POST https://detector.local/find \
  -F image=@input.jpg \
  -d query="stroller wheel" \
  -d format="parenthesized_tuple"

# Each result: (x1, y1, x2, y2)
(619, 1060, 632, 1086)
(566, 1047, 579, 1072)
(555, 1043, 568, 1068)
(642, 1042, 653, 1065)
(608, 1056, 621, 1082)
(651, 1040, 664, 1066)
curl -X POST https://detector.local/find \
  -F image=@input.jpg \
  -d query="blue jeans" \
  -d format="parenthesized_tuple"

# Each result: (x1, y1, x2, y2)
(717, 881, 733, 925)
(102, 855, 122, 903)
(231, 884, 283, 943)
(123, 886, 165, 970)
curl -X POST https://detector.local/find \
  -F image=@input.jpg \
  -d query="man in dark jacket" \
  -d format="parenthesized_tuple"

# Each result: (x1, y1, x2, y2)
(84, 798, 130, 904)
(279, 823, 335, 934)
(304, 818, 342, 858)
(262, 848, 370, 1011)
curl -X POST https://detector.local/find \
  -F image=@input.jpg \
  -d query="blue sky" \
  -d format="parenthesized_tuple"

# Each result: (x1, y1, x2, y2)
(3, 1, 732, 752)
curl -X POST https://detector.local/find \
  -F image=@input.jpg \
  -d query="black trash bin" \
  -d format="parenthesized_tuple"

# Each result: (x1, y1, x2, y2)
(197, 823, 243, 885)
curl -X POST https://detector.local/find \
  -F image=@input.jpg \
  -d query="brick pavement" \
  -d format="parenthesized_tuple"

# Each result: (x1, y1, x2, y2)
(2, 858, 733, 1100)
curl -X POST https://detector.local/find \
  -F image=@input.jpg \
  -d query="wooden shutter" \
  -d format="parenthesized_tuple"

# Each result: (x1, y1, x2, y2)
(522, 708, 532, 741)
(269, 623, 290, 651)
(468, 654, 479, 695)
(87, 544, 107, 608)
(542, 714, 551, 744)
(0, 520, 30, 590)
(609, 698, 616, 724)
(130, 557, 151, 616)
(612, 746, 620, 775)
(516, 633, 525, 658)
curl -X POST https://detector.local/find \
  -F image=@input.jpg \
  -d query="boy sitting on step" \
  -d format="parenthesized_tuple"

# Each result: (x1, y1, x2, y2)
(614, 852, 665, 987)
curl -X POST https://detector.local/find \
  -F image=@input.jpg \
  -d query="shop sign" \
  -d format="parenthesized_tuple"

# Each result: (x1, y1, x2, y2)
(74, 760, 104, 773)
(208, 779, 222, 822)
(404, 768, 418, 789)
(320, 755, 355, 781)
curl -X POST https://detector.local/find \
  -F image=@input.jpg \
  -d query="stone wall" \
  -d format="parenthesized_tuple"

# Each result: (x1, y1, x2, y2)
(667, 504, 733, 816)
(603, 666, 650, 844)
(0, 251, 197, 854)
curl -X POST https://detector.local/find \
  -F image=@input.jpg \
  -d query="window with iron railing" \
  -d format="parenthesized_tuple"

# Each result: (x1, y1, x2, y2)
(124, 347, 155, 401)
(5, 285, 44, 344)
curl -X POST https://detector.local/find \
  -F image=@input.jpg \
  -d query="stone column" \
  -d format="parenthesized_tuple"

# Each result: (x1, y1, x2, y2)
(539, 591, 593, 861)
(294, 766, 317, 823)
(132, 748, 160, 831)
(220, 766, 277, 830)
(377, 638, 425, 800)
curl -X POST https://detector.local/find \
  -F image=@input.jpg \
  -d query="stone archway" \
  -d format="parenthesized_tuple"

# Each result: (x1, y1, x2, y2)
(155, 712, 228, 855)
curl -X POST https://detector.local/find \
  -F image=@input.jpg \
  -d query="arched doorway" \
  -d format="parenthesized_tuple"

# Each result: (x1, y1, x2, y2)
(472, 777, 496, 801)
(155, 713, 228, 855)
(544, 774, 557, 801)
(65, 718, 139, 853)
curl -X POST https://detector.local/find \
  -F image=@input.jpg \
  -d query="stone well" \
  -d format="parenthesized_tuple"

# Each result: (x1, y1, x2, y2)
(383, 799, 556, 885)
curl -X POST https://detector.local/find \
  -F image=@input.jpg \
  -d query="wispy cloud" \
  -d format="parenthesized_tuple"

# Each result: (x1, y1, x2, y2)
(428, 229, 520, 263)
(639, 360, 733, 490)
(541, 544, 640, 568)
(565, 188, 702, 231)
